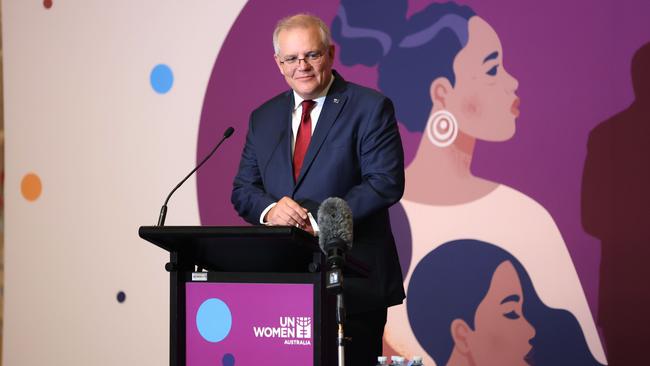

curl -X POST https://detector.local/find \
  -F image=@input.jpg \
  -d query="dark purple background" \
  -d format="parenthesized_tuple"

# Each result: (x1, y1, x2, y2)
(196, 0, 650, 315)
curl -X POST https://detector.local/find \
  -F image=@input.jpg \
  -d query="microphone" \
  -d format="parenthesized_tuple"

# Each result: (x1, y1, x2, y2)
(317, 197, 353, 268)
(318, 197, 353, 343)
(157, 126, 235, 226)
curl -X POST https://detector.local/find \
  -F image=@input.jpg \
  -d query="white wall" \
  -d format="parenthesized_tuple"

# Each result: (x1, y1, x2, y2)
(2, 1, 246, 364)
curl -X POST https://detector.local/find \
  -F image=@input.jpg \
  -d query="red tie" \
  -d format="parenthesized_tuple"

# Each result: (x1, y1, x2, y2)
(293, 100, 316, 181)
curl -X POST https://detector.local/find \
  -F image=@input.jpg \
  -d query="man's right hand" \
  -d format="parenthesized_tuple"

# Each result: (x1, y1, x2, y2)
(264, 196, 309, 228)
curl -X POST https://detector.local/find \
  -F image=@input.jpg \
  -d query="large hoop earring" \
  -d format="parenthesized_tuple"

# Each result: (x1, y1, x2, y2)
(426, 110, 458, 147)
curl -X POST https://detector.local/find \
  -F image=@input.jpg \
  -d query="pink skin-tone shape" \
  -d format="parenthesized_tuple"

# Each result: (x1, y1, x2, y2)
(404, 16, 520, 205)
(447, 261, 535, 366)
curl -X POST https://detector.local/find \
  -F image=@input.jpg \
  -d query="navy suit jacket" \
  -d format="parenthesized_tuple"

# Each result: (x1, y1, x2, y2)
(232, 71, 405, 313)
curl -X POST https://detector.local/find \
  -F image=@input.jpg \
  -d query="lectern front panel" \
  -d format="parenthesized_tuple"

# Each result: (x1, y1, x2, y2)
(186, 281, 315, 366)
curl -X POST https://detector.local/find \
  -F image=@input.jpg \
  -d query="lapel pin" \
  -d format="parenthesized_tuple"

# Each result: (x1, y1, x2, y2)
(333, 98, 340, 104)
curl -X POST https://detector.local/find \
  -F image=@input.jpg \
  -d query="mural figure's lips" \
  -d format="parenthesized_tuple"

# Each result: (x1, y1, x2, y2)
(511, 97, 521, 117)
(524, 346, 535, 365)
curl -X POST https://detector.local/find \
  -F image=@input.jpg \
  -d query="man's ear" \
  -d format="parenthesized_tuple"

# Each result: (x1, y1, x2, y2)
(274, 54, 285, 75)
(430, 77, 453, 109)
(328, 44, 336, 61)
(450, 318, 472, 354)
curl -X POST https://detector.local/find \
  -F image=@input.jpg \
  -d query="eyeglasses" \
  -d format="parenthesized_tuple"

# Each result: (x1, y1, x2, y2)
(279, 50, 325, 67)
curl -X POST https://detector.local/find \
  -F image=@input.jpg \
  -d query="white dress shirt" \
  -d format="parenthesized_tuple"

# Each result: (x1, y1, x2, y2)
(259, 75, 336, 228)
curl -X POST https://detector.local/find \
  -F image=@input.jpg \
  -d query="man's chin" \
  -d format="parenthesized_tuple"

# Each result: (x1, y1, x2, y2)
(295, 86, 320, 99)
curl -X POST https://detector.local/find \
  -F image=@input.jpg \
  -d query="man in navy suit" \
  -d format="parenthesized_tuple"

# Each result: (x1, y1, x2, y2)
(231, 14, 405, 365)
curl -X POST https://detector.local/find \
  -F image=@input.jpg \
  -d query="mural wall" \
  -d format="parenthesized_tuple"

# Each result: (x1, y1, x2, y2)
(4, 0, 649, 365)
(197, 1, 649, 365)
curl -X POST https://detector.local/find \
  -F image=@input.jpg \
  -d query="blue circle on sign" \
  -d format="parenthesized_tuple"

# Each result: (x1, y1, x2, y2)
(150, 64, 174, 94)
(196, 298, 232, 343)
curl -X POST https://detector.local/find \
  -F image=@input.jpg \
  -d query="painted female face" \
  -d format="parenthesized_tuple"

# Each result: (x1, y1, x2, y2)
(466, 260, 535, 366)
(446, 16, 520, 141)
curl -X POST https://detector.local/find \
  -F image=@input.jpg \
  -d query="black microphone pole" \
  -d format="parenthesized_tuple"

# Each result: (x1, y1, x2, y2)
(157, 126, 234, 226)
(318, 197, 353, 366)
(324, 242, 348, 366)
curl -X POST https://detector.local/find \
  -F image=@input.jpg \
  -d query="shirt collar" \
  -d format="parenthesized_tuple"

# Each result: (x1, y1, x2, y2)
(292, 74, 335, 111)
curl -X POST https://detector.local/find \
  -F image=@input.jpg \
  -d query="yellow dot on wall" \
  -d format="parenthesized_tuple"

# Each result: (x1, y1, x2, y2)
(21, 173, 42, 201)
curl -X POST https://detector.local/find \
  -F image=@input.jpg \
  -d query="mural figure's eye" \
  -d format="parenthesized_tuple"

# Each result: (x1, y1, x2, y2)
(504, 310, 521, 319)
(487, 65, 499, 76)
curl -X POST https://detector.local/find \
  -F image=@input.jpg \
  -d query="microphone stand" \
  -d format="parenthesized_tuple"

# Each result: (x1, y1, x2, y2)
(336, 292, 346, 366)
(325, 242, 348, 366)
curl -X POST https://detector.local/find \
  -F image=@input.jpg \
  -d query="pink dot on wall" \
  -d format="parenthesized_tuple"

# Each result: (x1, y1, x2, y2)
(43, 0, 53, 9)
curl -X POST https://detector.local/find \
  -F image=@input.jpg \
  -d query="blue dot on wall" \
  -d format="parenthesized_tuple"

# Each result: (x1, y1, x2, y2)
(223, 353, 235, 366)
(150, 64, 174, 94)
(196, 298, 232, 343)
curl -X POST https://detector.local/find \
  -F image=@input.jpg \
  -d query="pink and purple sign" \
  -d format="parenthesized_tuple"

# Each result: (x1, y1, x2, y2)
(186, 282, 315, 366)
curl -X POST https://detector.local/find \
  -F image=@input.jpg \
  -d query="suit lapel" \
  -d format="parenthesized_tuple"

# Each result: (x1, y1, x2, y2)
(294, 72, 348, 188)
(260, 91, 294, 191)
(277, 91, 295, 186)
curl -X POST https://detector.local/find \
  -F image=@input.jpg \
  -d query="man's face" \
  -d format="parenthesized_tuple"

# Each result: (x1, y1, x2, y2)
(274, 25, 335, 100)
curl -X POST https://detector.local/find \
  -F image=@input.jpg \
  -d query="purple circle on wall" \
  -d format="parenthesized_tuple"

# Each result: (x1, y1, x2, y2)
(196, 1, 344, 226)
(196, 0, 650, 315)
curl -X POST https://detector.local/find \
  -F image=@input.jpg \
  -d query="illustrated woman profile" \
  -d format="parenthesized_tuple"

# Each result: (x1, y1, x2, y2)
(408, 240, 602, 366)
(332, 1, 605, 364)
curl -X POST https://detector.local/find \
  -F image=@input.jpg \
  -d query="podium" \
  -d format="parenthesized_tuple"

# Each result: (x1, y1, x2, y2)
(139, 226, 336, 366)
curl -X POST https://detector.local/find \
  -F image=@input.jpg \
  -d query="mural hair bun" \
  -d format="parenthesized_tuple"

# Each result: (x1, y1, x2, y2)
(332, 0, 407, 66)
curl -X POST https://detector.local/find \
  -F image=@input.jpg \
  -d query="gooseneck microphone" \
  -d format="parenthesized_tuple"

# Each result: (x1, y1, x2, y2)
(157, 126, 234, 226)
(317, 197, 353, 266)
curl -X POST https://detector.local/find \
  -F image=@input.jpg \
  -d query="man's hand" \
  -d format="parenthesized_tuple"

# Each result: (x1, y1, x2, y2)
(265, 196, 310, 228)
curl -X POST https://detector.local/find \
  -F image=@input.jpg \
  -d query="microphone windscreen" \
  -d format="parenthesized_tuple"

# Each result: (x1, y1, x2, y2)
(223, 126, 235, 138)
(317, 197, 353, 251)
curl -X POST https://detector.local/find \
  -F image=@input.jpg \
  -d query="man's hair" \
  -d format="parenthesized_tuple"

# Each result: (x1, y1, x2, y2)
(273, 13, 332, 55)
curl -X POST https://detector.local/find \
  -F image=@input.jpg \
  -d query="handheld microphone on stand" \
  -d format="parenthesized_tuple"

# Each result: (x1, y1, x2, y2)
(317, 197, 353, 366)
(157, 126, 234, 226)
(318, 197, 353, 288)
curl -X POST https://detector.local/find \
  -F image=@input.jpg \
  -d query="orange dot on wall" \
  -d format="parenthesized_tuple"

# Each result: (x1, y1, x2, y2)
(43, 0, 53, 9)
(21, 173, 42, 201)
